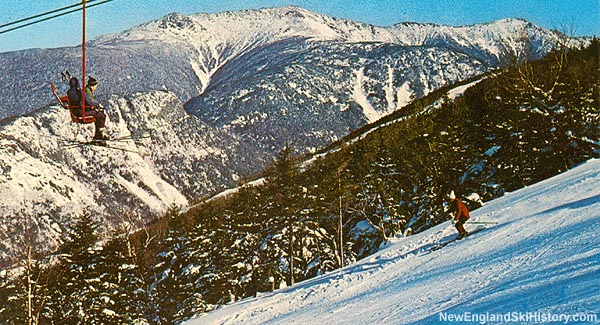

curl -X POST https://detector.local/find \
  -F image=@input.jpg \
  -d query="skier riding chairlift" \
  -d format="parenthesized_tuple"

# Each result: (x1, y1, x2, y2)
(48, 0, 109, 141)
(66, 76, 108, 140)
(50, 75, 109, 141)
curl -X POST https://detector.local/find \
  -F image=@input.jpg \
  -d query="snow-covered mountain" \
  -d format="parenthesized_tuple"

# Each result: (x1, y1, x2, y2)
(95, 7, 563, 151)
(0, 7, 564, 123)
(0, 90, 265, 254)
(0, 6, 571, 260)
(188, 158, 600, 324)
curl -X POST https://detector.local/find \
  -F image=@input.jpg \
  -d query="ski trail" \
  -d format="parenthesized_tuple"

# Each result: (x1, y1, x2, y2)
(189, 160, 600, 325)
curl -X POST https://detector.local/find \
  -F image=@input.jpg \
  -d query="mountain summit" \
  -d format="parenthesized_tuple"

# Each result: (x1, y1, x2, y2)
(0, 7, 571, 260)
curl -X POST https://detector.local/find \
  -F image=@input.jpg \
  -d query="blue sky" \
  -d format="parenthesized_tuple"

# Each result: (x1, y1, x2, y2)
(1, 0, 598, 53)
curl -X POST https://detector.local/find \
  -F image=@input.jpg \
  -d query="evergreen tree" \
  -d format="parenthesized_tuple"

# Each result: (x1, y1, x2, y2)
(264, 143, 303, 286)
(173, 217, 230, 321)
(3, 41, 589, 322)
(47, 211, 108, 324)
(97, 227, 151, 323)
(149, 210, 190, 324)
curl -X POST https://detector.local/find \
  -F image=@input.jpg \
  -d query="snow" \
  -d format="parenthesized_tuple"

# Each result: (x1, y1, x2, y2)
(353, 66, 380, 124)
(189, 58, 211, 95)
(384, 65, 396, 112)
(206, 178, 266, 203)
(299, 78, 483, 174)
(187, 159, 600, 324)
(448, 79, 482, 100)
(395, 81, 413, 110)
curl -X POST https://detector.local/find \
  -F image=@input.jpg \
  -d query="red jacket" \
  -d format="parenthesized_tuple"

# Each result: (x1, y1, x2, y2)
(454, 200, 471, 221)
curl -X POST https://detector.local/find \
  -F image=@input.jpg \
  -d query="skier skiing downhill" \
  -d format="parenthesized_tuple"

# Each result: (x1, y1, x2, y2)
(448, 190, 470, 239)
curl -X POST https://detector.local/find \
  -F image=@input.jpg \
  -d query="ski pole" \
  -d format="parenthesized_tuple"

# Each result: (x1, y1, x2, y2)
(467, 221, 498, 225)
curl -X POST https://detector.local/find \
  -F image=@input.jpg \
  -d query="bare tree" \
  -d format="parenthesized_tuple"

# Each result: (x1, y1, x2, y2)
(5, 212, 55, 325)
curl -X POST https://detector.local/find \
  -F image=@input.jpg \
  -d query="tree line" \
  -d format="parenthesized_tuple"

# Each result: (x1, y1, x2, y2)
(1, 39, 597, 324)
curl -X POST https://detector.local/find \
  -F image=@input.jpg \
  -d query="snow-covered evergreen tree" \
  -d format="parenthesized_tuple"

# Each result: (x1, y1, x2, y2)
(47, 212, 108, 324)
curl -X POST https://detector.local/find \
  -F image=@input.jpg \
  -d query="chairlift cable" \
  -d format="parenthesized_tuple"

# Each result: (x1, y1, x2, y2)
(0, 0, 102, 29)
(0, 0, 116, 35)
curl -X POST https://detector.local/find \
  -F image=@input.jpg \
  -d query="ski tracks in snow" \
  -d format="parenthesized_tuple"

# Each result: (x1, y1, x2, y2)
(191, 160, 600, 325)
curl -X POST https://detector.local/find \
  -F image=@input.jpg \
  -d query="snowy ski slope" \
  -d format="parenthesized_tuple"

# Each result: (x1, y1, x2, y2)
(188, 159, 600, 324)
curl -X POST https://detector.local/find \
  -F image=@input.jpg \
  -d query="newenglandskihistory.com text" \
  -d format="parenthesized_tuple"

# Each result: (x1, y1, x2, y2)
(439, 311, 598, 324)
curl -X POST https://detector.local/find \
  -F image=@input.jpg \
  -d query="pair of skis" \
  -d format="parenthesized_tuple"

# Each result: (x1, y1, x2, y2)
(429, 221, 497, 252)
(429, 227, 484, 251)
(61, 133, 151, 153)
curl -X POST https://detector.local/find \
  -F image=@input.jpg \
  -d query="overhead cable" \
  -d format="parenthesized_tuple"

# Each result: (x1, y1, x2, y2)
(0, 0, 116, 35)
(0, 1, 100, 29)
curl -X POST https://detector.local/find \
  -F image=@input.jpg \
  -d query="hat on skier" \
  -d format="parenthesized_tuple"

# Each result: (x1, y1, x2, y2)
(87, 76, 98, 87)
(448, 190, 456, 201)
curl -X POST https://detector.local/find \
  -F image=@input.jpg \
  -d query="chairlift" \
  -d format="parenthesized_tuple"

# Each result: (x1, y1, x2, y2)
(49, 0, 95, 125)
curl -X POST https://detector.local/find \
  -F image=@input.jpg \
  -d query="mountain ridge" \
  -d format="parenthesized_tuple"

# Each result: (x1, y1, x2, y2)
(0, 8, 596, 320)
(0, 6, 573, 262)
